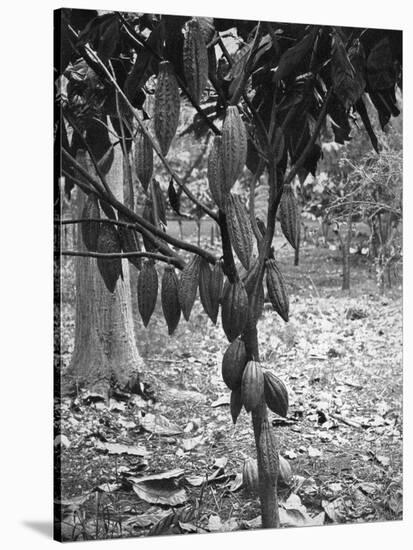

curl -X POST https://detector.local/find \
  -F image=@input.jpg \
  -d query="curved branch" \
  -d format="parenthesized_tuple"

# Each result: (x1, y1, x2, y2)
(61, 249, 182, 268)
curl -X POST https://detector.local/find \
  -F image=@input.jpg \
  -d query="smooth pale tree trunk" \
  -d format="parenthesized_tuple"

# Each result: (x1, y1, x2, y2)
(66, 147, 144, 399)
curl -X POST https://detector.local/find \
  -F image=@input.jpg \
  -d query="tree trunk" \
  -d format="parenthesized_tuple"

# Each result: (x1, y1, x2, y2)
(66, 147, 144, 399)
(342, 201, 353, 291)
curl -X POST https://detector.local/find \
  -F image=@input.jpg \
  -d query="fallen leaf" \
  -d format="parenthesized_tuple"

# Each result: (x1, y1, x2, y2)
(95, 442, 149, 457)
(213, 457, 228, 470)
(182, 435, 205, 451)
(140, 413, 182, 436)
(308, 446, 322, 458)
(54, 435, 71, 449)
(133, 481, 187, 506)
(211, 394, 230, 407)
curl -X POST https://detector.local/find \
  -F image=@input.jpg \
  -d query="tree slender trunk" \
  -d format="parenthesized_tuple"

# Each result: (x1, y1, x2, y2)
(66, 147, 144, 399)
(342, 201, 353, 290)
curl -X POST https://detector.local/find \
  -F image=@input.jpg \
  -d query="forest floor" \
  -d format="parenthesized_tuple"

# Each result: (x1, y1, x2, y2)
(56, 235, 403, 541)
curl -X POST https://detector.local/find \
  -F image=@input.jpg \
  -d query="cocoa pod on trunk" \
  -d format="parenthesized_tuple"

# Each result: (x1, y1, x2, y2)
(137, 259, 158, 327)
(96, 221, 122, 293)
(161, 265, 181, 335)
(265, 259, 289, 322)
(225, 193, 253, 270)
(221, 339, 247, 390)
(81, 193, 100, 252)
(279, 184, 299, 249)
(263, 371, 289, 417)
(221, 279, 248, 342)
(257, 421, 279, 487)
(134, 123, 153, 192)
(243, 457, 259, 494)
(183, 18, 209, 104)
(241, 360, 264, 412)
(207, 136, 226, 210)
(221, 105, 247, 191)
(179, 254, 201, 321)
(154, 61, 181, 156)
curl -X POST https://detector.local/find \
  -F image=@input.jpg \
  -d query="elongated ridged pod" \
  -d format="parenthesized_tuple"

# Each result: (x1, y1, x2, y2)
(241, 361, 264, 412)
(222, 339, 247, 390)
(225, 194, 253, 269)
(198, 258, 213, 321)
(209, 260, 224, 324)
(134, 123, 153, 191)
(142, 199, 157, 252)
(197, 17, 215, 45)
(152, 179, 167, 226)
(137, 260, 158, 327)
(265, 259, 289, 322)
(161, 265, 181, 335)
(230, 387, 243, 424)
(263, 371, 289, 417)
(179, 255, 201, 321)
(154, 61, 181, 156)
(81, 194, 100, 251)
(257, 421, 279, 486)
(221, 280, 248, 342)
(183, 18, 209, 104)
(243, 458, 259, 494)
(96, 222, 122, 293)
(221, 105, 247, 191)
(278, 455, 293, 488)
(118, 212, 142, 270)
(279, 184, 299, 249)
(207, 136, 226, 210)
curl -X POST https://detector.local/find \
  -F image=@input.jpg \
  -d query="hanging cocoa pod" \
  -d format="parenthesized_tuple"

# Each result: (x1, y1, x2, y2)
(225, 193, 253, 269)
(241, 360, 264, 412)
(208, 259, 224, 324)
(279, 184, 299, 249)
(179, 255, 201, 321)
(230, 387, 243, 424)
(221, 339, 247, 390)
(118, 212, 142, 270)
(161, 265, 181, 335)
(154, 61, 181, 156)
(81, 193, 100, 251)
(137, 259, 158, 327)
(265, 259, 289, 322)
(96, 221, 122, 293)
(134, 123, 153, 192)
(263, 371, 289, 417)
(243, 458, 259, 494)
(198, 258, 213, 321)
(207, 136, 226, 210)
(152, 179, 167, 227)
(221, 279, 248, 342)
(183, 18, 209, 104)
(221, 105, 247, 191)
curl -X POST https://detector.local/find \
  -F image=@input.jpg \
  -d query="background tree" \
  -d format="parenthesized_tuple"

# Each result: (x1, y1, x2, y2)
(55, 9, 402, 528)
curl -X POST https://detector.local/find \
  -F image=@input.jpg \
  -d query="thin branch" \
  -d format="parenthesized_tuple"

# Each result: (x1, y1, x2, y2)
(249, 161, 264, 242)
(62, 249, 182, 267)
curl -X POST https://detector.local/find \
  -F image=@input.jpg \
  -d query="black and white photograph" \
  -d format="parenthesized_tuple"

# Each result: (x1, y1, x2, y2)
(53, 6, 403, 543)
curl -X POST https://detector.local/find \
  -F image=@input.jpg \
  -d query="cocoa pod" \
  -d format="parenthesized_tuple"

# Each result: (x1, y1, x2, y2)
(134, 123, 153, 191)
(243, 458, 259, 494)
(265, 259, 289, 322)
(257, 420, 279, 486)
(208, 260, 224, 324)
(198, 258, 213, 321)
(197, 17, 215, 45)
(152, 179, 167, 227)
(263, 370, 289, 417)
(118, 212, 142, 270)
(279, 184, 299, 249)
(99, 199, 116, 220)
(241, 361, 264, 412)
(221, 105, 247, 191)
(179, 255, 201, 321)
(142, 198, 157, 252)
(168, 178, 181, 215)
(225, 194, 253, 269)
(278, 455, 293, 488)
(137, 259, 158, 327)
(81, 193, 100, 251)
(96, 221, 122, 293)
(221, 280, 248, 342)
(230, 387, 243, 424)
(222, 339, 247, 390)
(207, 136, 226, 210)
(161, 265, 181, 335)
(154, 61, 181, 156)
(183, 18, 209, 104)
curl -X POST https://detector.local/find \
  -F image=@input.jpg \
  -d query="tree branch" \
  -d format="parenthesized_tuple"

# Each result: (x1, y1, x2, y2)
(62, 249, 182, 267)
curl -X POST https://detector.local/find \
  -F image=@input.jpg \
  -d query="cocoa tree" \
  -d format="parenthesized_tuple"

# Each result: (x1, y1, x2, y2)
(55, 9, 402, 528)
